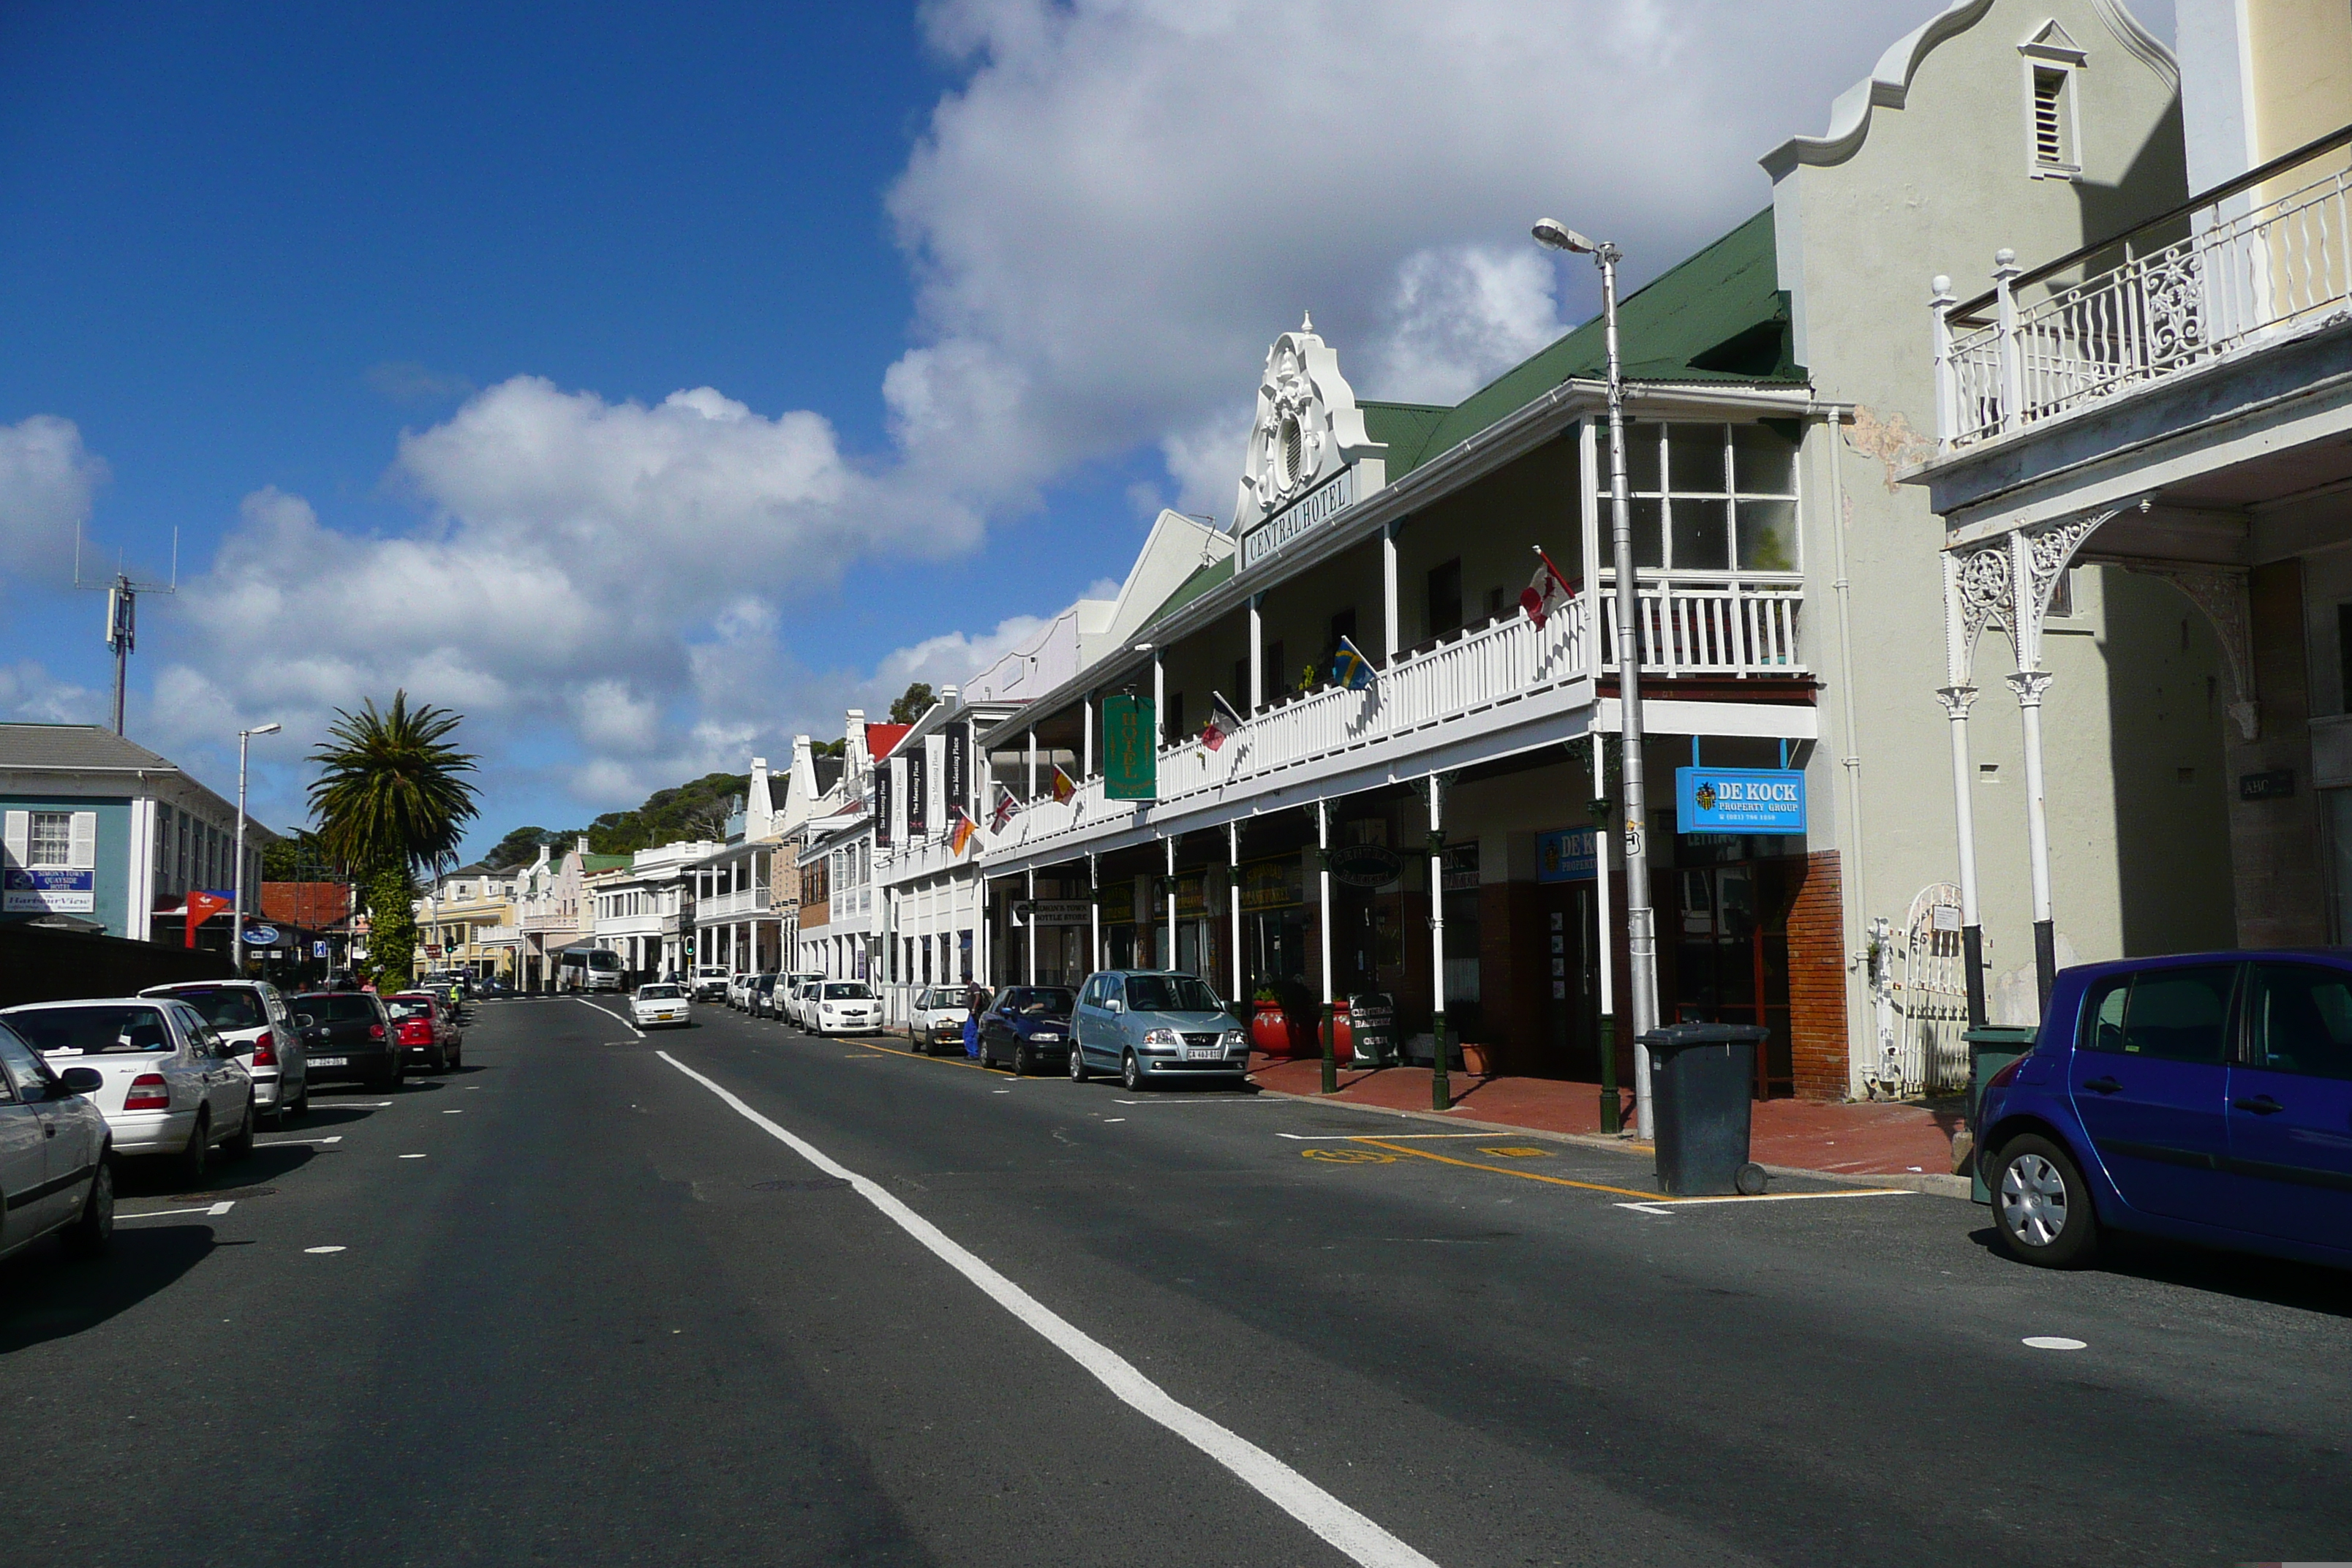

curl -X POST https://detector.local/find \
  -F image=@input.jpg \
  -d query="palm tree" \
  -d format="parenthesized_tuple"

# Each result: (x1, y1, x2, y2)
(307, 692, 481, 985)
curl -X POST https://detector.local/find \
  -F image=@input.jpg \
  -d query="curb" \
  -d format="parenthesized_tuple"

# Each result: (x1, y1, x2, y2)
(1245, 1080, 1974, 1201)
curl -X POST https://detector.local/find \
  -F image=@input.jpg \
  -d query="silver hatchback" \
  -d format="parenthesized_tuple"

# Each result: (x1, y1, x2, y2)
(1068, 971, 1248, 1090)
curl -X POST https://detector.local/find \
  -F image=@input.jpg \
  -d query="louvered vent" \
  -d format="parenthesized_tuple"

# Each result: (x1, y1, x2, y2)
(2032, 67, 2068, 167)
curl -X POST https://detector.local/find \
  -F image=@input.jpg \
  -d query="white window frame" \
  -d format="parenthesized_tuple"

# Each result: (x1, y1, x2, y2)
(2020, 31, 2087, 181)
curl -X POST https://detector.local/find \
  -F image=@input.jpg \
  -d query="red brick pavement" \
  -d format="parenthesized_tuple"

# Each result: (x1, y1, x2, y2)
(1244, 1052, 1964, 1179)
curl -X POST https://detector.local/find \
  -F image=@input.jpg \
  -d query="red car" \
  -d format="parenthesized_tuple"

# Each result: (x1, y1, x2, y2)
(384, 991, 464, 1073)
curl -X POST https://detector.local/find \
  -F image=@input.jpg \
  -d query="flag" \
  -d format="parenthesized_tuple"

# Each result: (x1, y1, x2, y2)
(1198, 715, 1226, 753)
(1329, 635, 1376, 691)
(990, 786, 1017, 832)
(185, 889, 231, 949)
(1202, 690, 1246, 753)
(1051, 765, 1077, 804)
(1520, 548, 1573, 629)
(949, 810, 976, 856)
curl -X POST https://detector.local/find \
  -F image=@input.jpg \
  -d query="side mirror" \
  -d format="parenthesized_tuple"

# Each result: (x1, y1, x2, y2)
(295, 1014, 315, 1030)
(1106, 998, 1124, 1014)
(57, 1067, 103, 1096)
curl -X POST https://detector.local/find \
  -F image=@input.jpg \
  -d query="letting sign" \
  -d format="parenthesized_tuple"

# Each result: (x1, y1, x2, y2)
(1675, 767, 1806, 834)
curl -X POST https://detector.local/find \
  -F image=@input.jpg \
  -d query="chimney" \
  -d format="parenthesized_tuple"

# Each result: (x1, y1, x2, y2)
(845, 709, 870, 783)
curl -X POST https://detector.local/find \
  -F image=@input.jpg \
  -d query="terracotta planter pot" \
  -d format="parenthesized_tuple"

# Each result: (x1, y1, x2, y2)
(1250, 1000, 1292, 1055)
(1460, 1043, 1490, 1077)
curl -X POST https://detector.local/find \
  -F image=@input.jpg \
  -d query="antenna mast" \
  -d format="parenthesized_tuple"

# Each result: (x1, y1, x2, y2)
(75, 526, 178, 737)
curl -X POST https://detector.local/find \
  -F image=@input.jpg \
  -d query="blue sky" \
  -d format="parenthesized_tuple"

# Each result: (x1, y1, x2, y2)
(0, 0, 2173, 856)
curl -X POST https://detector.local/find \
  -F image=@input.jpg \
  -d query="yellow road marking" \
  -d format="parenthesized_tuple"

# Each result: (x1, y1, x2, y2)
(1352, 1139, 1664, 1199)
(836, 1036, 992, 1072)
(1300, 1147, 1396, 1164)
(1477, 1146, 1554, 1158)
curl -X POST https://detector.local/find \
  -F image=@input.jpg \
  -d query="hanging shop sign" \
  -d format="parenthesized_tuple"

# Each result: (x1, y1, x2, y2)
(874, 762, 894, 848)
(905, 749, 928, 837)
(1098, 881, 1136, 924)
(1536, 827, 1597, 883)
(1015, 900, 1091, 927)
(1239, 855, 1305, 913)
(944, 723, 970, 813)
(1328, 843, 1402, 889)
(1675, 767, 1806, 834)
(1103, 695, 1157, 801)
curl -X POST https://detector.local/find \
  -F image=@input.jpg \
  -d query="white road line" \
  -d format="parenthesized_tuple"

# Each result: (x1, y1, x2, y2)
(1613, 1190, 1914, 1215)
(259, 1135, 344, 1146)
(655, 1049, 1439, 1568)
(399, 1153, 426, 1159)
(577, 996, 644, 1039)
(116, 1199, 235, 1223)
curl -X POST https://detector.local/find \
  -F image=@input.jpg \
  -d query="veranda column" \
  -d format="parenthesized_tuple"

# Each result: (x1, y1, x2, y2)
(2010, 530, 2059, 1009)
(1382, 520, 1401, 660)
(1025, 867, 1038, 985)
(1426, 774, 1450, 1112)
(1089, 852, 1102, 973)
(1226, 823, 1242, 1005)
(1027, 728, 1038, 801)
(1938, 550, 1989, 1028)
(1163, 835, 1177, 970)
(1083, 692, 1095, 780)
(1248, 594, 1264, 711)
(1316, 800, 1336, 1094)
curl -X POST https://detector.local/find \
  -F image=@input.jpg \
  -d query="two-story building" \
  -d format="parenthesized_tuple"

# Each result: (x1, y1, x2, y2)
(587, 837, 715, 982)
(412, 862, 521, 981)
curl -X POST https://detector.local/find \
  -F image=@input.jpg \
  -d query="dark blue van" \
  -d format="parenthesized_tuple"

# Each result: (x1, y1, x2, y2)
(1976, 951, 2352, 1269)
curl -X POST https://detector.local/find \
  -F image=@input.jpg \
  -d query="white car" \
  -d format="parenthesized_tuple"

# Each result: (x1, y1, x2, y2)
(690, 966, 730, 1003)
(909, 987, 969, 1055)
(811, 981, 882, 1036)
(726, 973, 755, 1011)
(1, 997, 257, 1183)
(787, 979, 823, 1030)
(766, 971, 821, 1021)
(0, 1019, 113, 1262)
(141, 979, 310, 1126)
(630, 983, 692, 1029)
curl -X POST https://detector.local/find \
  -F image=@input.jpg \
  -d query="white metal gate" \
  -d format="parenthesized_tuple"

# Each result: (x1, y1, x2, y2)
(1889, 883, 1970, 1096)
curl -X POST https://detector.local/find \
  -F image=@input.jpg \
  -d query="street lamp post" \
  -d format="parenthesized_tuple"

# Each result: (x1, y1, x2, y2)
(233, 723, 282, 970)
(1534, 218, 1660, 1138)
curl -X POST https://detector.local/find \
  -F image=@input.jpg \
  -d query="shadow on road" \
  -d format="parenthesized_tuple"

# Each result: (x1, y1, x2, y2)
(0, 1226, 223, 1352)
(1967, 1224, 2352, 1316)
(116, 1141, 321, 1199)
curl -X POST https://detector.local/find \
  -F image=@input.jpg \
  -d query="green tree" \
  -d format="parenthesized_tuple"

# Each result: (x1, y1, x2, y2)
(889, 682, 935, 725)
(306, 692, 481, 986)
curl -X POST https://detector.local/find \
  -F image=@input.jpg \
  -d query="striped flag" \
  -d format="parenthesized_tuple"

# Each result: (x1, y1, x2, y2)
(1051, 765, 1077, 804)
(1520, 547, 1574, 629)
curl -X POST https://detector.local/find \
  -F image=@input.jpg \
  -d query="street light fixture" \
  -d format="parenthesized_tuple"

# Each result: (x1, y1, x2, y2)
(1534, 216, 1660, 1139)
(233, 723, 282, 970)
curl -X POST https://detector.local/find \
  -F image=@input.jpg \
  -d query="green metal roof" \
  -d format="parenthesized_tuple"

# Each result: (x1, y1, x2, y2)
(581, 853, 631, 872)
(1370, 208, 1796, 480)
(1153, 556, 1234, 622)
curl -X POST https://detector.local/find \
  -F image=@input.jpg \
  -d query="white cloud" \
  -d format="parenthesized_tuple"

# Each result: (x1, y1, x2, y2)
(0, 660, 102, 723)
(1370, 246, 1566, 407)
(0, 415, 108, 582)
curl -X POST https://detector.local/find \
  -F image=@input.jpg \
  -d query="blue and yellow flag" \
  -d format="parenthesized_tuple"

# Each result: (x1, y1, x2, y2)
(1330, 635, 1376, 691)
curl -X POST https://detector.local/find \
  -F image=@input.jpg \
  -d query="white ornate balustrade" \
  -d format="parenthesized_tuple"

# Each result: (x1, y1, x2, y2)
(1939, 133, 2352, 449)
(697, 886, 769, 920)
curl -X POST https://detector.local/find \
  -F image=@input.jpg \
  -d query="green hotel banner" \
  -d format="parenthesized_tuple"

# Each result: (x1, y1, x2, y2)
(1102, 695, 1156, 801)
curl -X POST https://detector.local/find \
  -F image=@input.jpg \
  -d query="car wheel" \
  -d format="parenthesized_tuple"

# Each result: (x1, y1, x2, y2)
(1991, 1133, 2099, 1269)
(62, 1156, 113, 1258)
(1014, 1041, 1034, 1077)
(179, 1112, 211, 1185)
(224, 1098, 257, 1161)
(1069, 1044, 1090, 1083)
(1121, 1051, 1145, 1093)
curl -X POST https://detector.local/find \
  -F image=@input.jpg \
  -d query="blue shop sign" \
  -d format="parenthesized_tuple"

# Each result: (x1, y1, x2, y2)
(1536, 827, 1596, 883)
(1676, 767, 1806, 834)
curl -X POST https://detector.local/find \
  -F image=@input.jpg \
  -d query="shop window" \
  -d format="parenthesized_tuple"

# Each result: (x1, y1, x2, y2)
(1427, 559, 1463, 637)
(1602, 422, 1801, 574)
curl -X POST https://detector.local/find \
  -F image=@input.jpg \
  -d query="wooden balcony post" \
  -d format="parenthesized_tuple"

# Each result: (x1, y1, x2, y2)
(1992, 249, 2022, 434)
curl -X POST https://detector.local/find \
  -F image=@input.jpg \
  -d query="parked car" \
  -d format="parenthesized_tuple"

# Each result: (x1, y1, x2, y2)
(690, 965, 731, 1004)
(979, 986, 1077, 1074)
(1, 997, 257, 1180)
(787, 979, 824, 1030)
(1977, 951, 2352, 1271)
(747, 973, 780, 1018)
(287, 990, 404, 1090)
(384, 991, 461, 1072)
(762, 972, 815, 1021)
(631, 983, 691, 1029)
(142, 979, 310, 1126)
(1069, 971, 1248, 1090)
(908, 987, 970, 1055)
(0, 1019, 113, 1262)
(810, 981, 882, 1036)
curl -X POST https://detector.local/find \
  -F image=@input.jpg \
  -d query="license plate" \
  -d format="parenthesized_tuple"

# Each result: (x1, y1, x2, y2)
(1186, 1047, 1218, 1060)
(312, 1056, 348, 1067)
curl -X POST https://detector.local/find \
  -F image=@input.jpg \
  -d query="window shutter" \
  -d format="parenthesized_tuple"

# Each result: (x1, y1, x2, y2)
(69, 812, 98, 870)
(2, 810, 26, 870)
(2032, 68, 2067, 166)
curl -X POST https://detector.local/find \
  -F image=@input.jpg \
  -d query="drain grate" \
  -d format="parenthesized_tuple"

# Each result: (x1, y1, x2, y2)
(166, 1186, 278, 1202)
(749, 1177, 851, 1192)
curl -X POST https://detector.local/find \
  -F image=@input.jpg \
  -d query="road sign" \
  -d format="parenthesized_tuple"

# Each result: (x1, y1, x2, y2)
(312, 941, 329, 958)
(242, 924, 280, 945)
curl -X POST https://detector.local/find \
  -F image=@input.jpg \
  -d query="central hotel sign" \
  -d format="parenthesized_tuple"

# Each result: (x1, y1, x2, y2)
(1240, 465, 1357, 572)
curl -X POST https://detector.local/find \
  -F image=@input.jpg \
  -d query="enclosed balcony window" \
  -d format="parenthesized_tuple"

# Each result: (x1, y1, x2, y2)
(1599, 422, 1801, 574)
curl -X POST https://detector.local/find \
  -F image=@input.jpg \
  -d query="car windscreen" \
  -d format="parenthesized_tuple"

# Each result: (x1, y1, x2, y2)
(157, 987, 267, 1030)
(823, 983, 873, 1000)
(638, 985, 682, 1000)
(384, 997, 435, 1019)
(1123, 976, 1222, 1014)
(1003, 987, 1076, 1019)
(7, 1005, 174, 1055)
(295, 995, 382, 1024)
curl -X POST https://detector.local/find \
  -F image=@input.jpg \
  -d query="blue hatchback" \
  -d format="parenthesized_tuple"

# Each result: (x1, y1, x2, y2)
(1977, 950, 2352, 1270)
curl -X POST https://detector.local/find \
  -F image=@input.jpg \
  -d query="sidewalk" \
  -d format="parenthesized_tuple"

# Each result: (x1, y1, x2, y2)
(1244, 1052, 1970, 1192)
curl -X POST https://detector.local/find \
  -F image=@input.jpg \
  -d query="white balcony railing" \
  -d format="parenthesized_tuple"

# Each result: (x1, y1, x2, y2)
(1602, 580, 1803, 676)
(698, 886, 769, 920)
(1938, 130, 2352, 448)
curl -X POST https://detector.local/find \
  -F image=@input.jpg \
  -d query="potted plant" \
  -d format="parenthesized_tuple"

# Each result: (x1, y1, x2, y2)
(1249, 984, 1292, 1055)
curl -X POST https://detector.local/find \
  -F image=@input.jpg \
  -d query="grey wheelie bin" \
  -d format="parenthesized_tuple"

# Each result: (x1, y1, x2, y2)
(1640, 1022, 1772, 1196)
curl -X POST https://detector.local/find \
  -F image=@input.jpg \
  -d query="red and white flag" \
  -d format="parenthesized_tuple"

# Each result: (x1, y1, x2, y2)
(184, 889, 231, 949)
(1050, 766, 1077, 804)
(989, 787, 1017, 832)
(1520, 549, 1574, 629)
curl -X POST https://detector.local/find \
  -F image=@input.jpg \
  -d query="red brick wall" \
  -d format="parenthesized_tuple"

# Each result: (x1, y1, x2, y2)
(1787, 851, 1849, 1101)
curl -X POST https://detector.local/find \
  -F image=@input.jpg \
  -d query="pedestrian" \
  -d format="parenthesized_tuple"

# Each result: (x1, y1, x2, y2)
(963, 979, 990, 1059)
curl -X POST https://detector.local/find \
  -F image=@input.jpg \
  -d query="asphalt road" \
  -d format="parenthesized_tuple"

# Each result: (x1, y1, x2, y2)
(4, 995, 2351, 1567)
